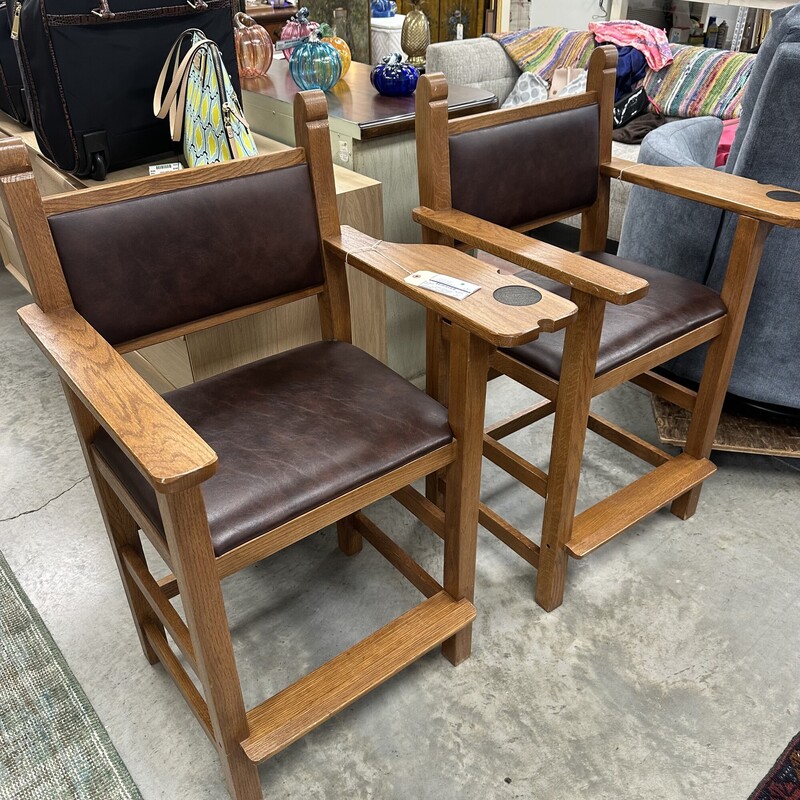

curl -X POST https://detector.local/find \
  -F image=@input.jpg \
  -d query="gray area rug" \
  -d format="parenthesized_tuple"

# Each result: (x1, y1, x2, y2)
(0, 549, 142, 800)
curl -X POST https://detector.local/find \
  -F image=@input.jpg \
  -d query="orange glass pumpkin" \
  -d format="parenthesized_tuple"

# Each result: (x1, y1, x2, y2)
(234, 12, 273, 78)
(318, 23, 351, 78)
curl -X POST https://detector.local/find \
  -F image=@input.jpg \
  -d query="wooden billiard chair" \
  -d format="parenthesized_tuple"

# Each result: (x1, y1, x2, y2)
(1, 91, 576, 799)
(414, 46, 800, 612)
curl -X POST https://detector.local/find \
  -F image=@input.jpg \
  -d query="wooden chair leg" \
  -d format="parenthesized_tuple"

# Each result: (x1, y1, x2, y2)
(337, 514, 362, 556)
(535, 293, 605, 612)
(671, 216, 770, 520)
(61, 382, 162, 664)
(425, 310, 449, 507)
(158, 488, 262, 800)
(440, 324, 491, 665)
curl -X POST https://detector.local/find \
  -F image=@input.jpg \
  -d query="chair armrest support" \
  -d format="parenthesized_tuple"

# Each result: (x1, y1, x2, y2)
(412, 207, 649, 306)
(603, 158, 800, 228)
(18, 304, 218, 493)
(324, 226, 578, 348)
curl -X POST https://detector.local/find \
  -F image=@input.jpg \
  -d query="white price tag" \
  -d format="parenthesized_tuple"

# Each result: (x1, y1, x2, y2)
(405, 271, 480, 301)
(149, 162, 183, 176)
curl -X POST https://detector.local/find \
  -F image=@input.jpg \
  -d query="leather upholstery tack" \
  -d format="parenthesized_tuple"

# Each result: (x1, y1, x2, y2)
(494, 251, 727, 378)
(49, 165, 324, 345)
(92, 341, 453, 556)
(448, 105, 600, 229)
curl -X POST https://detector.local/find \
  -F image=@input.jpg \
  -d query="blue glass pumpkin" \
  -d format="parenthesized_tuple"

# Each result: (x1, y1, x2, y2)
(370, 53, 419, 97)
(289, 32, 342, 92)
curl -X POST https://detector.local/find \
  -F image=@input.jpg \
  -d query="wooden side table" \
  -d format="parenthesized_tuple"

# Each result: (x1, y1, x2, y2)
(0, 115, 386, 390)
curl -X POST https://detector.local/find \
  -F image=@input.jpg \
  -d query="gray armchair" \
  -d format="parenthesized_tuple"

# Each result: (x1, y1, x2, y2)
(618, 3, 800, 412)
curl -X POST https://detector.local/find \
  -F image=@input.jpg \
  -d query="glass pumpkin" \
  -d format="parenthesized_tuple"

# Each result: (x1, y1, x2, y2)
(318, 23, 351, 78)
(234, 12, 273, 78)
(289, 32, 342, 92)
(370, 53, 419, 97)
(280, 7, 318, 63)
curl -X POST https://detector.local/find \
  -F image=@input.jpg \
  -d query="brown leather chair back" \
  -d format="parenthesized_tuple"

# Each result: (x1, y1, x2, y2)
(47, 164, 324, 346)
(447, 105, 599, 230)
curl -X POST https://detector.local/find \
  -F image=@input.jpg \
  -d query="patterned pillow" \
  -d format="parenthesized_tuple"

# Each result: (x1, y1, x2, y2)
(643, 44, 756, 120)
(501, 71, 549, 108)
(490, 27, 595, 82)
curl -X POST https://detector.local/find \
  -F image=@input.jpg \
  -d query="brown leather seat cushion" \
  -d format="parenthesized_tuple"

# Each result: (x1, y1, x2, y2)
(93, 341, 452, 557)
(497, 252, 727, 379)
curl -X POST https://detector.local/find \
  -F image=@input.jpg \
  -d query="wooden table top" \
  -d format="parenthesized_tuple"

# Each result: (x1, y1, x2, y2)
(242, 60, 497, 140)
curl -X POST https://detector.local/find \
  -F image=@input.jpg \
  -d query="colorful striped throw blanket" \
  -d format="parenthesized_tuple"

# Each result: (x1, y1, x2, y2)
(489, 27, 595, 83)
(643, 44, 756, 120)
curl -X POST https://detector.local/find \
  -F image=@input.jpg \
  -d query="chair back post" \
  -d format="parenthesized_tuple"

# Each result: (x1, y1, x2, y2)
(0, 138, 72, 312)
(294, 90, 352, 344)
(415, 74, 455, 246)
(580, 45, 618, 252)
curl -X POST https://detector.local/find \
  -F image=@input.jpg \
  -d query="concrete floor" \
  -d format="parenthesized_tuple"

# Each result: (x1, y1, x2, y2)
(1, 267, 799, 800)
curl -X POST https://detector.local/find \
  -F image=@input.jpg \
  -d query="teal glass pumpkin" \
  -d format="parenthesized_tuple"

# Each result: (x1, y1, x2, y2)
(289, 34, 342, 92)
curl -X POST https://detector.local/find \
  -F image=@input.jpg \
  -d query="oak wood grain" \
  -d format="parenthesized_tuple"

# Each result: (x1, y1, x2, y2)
(671, 215, 771, 519)
(566, 453, 716, 558)
(535, 290, 605, 611)
(157, 487, 261, 800)
(580, 46, 617, 252)
(413, 207, 649, 305)
(19, 304, 217, 492)
(446, 90, 597, 136)
(354, 512, 442, 598)
(242, 592, 476, 763)
(478, 503, 540, 569)
(41, 148, 307, 215)
(325, 226, 578, 347)
(603, 158, 800, 227)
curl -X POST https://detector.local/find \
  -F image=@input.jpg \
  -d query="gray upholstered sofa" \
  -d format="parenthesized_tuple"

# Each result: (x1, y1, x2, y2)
(619, 4, 800, 412)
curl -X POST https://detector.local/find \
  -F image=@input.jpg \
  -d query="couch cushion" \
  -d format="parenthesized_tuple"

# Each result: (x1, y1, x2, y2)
(643, 44, 755, 120)
(486, 252, 726, 379)
(92, 341, 453, 556)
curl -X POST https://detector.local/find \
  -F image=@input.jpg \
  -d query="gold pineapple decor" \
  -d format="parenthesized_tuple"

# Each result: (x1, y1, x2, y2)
(401, 0, 430, 68)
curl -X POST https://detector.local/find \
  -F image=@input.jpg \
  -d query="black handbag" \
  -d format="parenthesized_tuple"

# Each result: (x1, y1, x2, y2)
(11, 0, 241, 179)
(0, 1, 29, 124)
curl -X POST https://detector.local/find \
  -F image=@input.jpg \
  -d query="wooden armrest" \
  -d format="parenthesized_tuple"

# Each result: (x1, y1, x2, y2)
(18, 304, 217, 492)
(602, 157, 800, 228)
(412, 207, 649, 306)
(325, 226, 577, 347)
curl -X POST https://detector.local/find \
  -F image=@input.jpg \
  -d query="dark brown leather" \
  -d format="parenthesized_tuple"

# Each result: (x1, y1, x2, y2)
(448, 105, 599, 230)
(92, 341, 453, 556)
(491, 252, 727, 379)
(49, 165, 324, 345)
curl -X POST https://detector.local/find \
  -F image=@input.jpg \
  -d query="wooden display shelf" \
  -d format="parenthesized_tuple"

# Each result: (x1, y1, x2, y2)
(0, 114, 386, 392)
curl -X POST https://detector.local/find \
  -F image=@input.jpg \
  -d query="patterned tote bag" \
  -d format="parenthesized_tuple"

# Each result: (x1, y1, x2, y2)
(155, 30, 257, 166)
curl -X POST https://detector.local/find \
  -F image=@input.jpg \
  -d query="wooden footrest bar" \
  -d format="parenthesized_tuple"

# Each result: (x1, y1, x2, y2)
(565, 453, 716, 559)
(242, 592, 475, 763)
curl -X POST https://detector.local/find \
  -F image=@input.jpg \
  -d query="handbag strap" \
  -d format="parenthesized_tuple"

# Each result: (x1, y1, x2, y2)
(153, 30, 210, 140)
